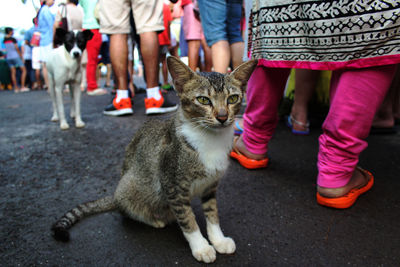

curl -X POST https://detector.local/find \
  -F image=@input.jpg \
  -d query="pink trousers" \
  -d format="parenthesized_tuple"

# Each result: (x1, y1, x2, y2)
(242, 64, 397, 188)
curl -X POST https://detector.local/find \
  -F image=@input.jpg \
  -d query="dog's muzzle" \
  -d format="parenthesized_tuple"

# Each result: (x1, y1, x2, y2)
(70, 47, 82, 59)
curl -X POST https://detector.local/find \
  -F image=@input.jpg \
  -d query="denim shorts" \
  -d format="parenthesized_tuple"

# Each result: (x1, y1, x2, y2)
(6, 57, 24, 68)
(198, 0, 243, 47)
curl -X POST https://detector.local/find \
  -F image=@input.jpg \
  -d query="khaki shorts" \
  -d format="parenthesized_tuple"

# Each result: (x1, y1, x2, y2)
(99, 0, 164, 35)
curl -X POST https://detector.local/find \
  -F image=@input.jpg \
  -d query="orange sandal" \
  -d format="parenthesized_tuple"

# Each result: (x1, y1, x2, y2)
(316, 167, 374, 209)
(229, 137, 269, 169)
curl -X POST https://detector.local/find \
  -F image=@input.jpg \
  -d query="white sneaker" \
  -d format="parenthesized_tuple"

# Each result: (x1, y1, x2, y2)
(87, 88, 108, 96)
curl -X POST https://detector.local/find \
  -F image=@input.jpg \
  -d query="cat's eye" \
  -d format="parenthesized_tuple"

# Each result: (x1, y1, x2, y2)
(227, 94, 239, 104)
(197, 96, 211, 105)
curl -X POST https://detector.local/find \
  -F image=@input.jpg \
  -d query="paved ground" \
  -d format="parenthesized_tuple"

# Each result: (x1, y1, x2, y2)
(1, 83, 400, 266)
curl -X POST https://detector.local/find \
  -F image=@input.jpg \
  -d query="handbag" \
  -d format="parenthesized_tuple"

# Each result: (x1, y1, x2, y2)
(59, 4, 68, 31)
(30, 32, 41, 47)
(30, 6, 42, 47)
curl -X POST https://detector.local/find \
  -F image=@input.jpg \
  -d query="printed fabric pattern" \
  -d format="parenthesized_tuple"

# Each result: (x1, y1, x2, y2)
(249, 0, 400, 70)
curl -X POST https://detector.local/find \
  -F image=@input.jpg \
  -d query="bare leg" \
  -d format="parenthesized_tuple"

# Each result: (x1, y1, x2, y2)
(106, 63, 112, 87)
(10, 67, 19, 92)
(35, 69, 42, 89)
(187, 40, 201, 71)
(372, 83, 396, 128)
(140, 31, 159, 88)
(373, 66, 400, 127)
(160, 53, 168, 85)
(20, 66, 27, 88)
(290, 69, 319, 132)
(42, 63, 50, 90)
(128, 59, 134, 96)
(211, 40, 230, 74)
(200, 38, 212, 72)
(230, 41, 244, 69)
(109, 34, 128, 90)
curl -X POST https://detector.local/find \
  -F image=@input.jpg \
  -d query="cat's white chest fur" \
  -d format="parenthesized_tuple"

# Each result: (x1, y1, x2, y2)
(179, 123, 234, 175)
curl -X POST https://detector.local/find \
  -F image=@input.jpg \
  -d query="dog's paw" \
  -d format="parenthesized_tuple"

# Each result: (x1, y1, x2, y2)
(51, 115, 59, 122)
(75, 120, 85, 128)
(212, 237, 236, 254)
(192, 243, 216, 263)
(60, 122, 70, 130)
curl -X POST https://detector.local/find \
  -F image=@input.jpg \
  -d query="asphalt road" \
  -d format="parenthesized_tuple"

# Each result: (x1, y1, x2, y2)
(1, 86, 399, 266)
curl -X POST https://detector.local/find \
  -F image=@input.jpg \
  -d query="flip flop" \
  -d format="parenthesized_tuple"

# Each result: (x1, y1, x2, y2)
(229, 137, 268, 169)
(316, 167, 374, 209)
(286, 115, 310, 135)
(234, 120, 244, 136)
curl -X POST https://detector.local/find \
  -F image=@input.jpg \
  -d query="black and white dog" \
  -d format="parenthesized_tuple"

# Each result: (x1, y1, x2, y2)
(46, 28, 93, 130)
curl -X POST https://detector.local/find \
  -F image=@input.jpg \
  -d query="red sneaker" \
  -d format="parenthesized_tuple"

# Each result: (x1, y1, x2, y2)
(145, 92, 178, 115)
(103, 97, 133, 116)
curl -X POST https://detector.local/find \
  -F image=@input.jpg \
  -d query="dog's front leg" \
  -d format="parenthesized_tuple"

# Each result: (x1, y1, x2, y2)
(71, 81, 85, 128)
(54, 84, 69, 130)
(48, 77, 59, 122)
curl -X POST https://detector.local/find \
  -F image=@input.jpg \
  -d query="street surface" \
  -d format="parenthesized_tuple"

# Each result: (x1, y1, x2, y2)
(1, 85, 399, 266)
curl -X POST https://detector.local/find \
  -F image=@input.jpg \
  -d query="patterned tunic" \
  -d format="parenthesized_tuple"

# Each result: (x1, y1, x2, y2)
(249, 0, 400, 70)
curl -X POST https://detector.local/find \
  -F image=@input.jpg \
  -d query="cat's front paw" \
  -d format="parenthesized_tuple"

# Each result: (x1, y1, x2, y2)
(212, 237, 236, 254)
(192, 243, 216, 263)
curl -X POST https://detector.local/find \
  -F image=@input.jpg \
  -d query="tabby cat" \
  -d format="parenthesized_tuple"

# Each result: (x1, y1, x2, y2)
(52, 56, 257, 263)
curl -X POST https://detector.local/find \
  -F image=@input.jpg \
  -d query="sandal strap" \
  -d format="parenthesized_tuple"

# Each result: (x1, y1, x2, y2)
(289, 114, 310, 128)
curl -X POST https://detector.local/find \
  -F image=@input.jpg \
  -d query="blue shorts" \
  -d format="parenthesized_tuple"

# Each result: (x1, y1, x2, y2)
(6, 57, 24, 68)
(198, 0, 243, 47)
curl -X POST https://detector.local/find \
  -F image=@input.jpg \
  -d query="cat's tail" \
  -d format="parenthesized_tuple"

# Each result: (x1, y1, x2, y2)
(51, 195, 117, 242)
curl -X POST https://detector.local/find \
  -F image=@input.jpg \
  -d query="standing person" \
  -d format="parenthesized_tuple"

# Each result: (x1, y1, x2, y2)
(230, 1, 400, 209)
(99, 0, 178, 116)
(37, 0, 56, 91)
(158, 2, 173, 90)
(3, 27, 29, 93)
(97, 34, 112, 88)
(197, 0, 244, 73)
(23, 24, 35, 90)
(53, 0, 83, 33)
(80, 0, 107, 96)
(31, 16, 43, 91)
(181, 0, 212, 72)
(169, 0, 183, 58)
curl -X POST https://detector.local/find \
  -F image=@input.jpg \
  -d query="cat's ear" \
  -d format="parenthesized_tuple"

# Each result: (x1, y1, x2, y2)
(167, 56, 196, 93)
(229, 59, 258, 87)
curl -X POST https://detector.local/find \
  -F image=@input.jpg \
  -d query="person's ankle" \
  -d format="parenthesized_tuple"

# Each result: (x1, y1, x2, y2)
(234, 135, 267, 160)
(317, 168, 368, 198)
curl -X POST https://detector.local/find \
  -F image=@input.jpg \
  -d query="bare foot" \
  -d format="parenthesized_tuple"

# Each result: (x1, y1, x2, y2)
(317, 167, 369, 198)
(233, 135, 267, 160)
(289, 114, 309, 133)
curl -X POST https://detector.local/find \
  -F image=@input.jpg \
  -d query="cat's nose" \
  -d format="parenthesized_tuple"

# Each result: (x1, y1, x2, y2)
(217, 116, 227, 124)
(216, 110, 228, 124)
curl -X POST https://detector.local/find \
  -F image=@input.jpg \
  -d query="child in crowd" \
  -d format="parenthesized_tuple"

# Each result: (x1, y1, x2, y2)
(3, 27, 29, 93)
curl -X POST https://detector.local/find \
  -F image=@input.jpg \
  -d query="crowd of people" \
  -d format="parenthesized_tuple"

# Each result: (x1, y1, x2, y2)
(1, 0, 400, 209)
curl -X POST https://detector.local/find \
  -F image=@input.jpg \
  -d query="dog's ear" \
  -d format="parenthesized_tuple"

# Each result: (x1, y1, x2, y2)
(82, 30, 94, 41)
(55, 28, 67, 43)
